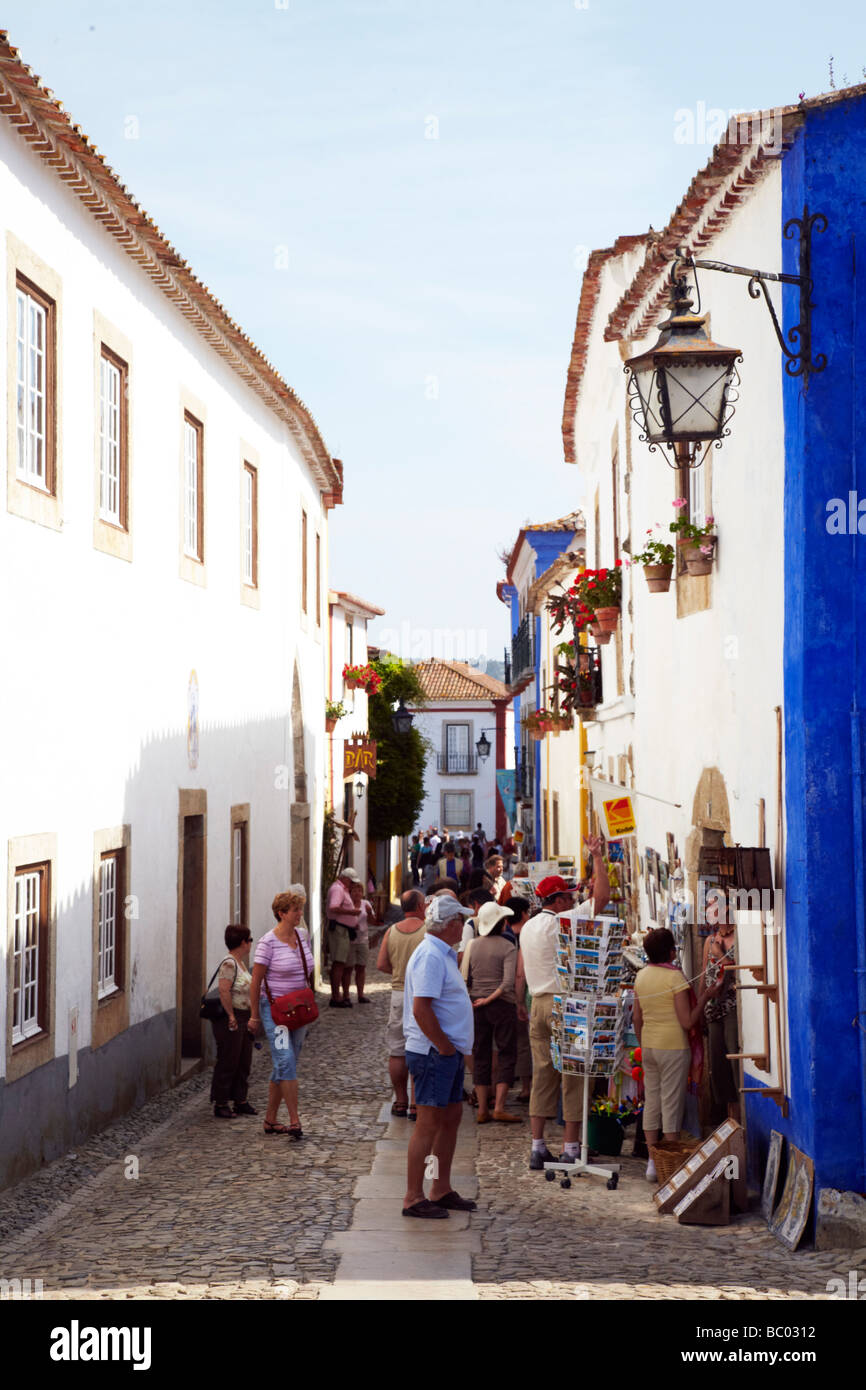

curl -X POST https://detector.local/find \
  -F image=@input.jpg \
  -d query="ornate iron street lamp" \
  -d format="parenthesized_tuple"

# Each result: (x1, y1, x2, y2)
(626, 210, 827, 470)
(625, 258, 742, 470)
(355, 776, 364, 799)
(391, 700, 414, 736)
(475, 727, 498, 763)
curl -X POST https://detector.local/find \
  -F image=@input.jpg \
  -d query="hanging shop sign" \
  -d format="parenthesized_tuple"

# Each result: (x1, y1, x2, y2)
(343, 737, 377, 779)
(590, 778, 638, 839)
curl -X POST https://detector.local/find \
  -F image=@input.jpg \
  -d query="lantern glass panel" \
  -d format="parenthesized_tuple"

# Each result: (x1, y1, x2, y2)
(662, 360, 733, 440)
(633, 364, 666, 442)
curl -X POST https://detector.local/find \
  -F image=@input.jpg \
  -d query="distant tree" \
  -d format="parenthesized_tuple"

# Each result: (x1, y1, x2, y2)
(367, 660, 428, 841)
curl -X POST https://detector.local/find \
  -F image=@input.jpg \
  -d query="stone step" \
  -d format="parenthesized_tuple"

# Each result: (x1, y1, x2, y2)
(320, 1249, 476, 1288)
(318, 1275, 477, 1301)
(325, 1227, 480, 1253)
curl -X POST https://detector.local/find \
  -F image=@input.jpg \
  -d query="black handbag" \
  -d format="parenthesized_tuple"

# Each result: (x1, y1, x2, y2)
(200, 958, 237, 1021)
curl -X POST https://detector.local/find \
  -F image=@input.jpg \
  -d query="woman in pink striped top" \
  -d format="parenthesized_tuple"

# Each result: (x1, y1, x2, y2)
(249, 886, 317, 1137)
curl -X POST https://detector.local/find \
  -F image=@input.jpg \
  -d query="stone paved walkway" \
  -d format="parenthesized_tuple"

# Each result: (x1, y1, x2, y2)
(2, 963, 863, 1300)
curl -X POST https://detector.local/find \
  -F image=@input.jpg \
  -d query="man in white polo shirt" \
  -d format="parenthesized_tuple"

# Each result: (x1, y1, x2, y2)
(517, 837, 610, 1170)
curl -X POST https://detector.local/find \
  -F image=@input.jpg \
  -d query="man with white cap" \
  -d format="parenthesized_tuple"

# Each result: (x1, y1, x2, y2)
(402, 895, 476, 1218)
(325, 867, 363, 1009)
(517, 836, 610, 1170)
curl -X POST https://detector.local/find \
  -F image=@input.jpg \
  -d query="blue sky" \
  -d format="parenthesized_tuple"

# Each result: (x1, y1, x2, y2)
(5, 0, 866, 662)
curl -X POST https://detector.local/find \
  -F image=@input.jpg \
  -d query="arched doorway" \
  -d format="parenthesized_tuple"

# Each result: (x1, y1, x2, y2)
(684, 766, 738, 1130)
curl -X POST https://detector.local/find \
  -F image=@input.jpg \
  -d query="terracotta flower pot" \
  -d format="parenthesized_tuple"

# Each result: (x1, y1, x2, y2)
(684, 539, 716, 576)
(345, 676, 360, 690)
(594, 606, 620, 633)
(530, 728, 545, 741)
(325, 716, 338, 733)
(588, 622, 612, 646)
(578, 687, 595, 707)
(643, 563, 673, 593)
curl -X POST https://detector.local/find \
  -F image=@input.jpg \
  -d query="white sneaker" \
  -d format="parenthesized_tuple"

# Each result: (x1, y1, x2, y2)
(645, 1159, 657, 1182)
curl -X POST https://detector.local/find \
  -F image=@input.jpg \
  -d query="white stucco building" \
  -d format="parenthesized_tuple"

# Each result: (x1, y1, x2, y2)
(562, 148, 788, 1121)
(0, 37, 343, 1187)
(326, 590, 385, 877)
(411, 661, 514, 843)
(498, 513, 588, 861)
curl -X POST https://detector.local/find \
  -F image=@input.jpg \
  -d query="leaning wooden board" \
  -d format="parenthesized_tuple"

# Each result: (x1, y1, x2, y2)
(654, 1119, 747, 1215)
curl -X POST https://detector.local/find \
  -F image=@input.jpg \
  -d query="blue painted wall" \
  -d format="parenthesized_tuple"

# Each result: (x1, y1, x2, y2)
(527, 530, 578, 857)
(746, 96, 866, 1197)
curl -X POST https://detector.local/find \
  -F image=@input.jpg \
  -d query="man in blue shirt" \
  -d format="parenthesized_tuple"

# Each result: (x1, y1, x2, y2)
(402, 896, 475, 1219)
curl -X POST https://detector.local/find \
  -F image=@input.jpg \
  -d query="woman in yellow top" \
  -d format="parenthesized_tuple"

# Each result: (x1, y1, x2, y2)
(633, 927, 721, 1181)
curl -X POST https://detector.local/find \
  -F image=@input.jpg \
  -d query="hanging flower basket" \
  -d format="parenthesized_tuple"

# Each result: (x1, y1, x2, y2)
(325, 716, 338, 733)
(684, 537, 717, 576)
(643, 563, 674, 593)
(669, 502, 717, 576)
(588, 621, 612, 646)
(594, 605, 620, 633)
(342, 663, 382, 695)
(633, 530, 675, 593)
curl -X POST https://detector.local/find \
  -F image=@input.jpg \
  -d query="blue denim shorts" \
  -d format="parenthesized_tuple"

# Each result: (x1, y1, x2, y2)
(260, 995, 308, 1082)
(406, 1048, 465, 1107)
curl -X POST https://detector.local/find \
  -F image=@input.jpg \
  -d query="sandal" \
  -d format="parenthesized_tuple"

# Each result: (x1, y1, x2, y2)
(214, 1105, 236, 1119)
(287, 1124, 303, 1140)
(408, 1106, 417, 1122)
(263, 1121, 290, 1135)
(390, 1102, 408, 1117)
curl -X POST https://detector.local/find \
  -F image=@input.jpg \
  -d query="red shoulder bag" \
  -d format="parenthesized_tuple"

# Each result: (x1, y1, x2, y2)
(265, 933, 319, 1031)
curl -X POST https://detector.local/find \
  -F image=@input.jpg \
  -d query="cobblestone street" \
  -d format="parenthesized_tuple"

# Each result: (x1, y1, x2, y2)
(2, 966, 863, 1301)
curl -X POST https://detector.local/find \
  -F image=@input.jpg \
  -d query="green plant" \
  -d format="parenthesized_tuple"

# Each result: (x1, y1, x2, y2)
(555, 640, 576, 660)
(589, 1097, 643, 1124)
(632, 527, 675, 567)
(367, 659, 428, 840)
(669, 499, 716, 548)
(326, 699, 348, 720)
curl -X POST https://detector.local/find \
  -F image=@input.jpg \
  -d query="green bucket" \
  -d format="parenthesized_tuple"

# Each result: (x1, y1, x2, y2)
(587, 1114, 624, 1156)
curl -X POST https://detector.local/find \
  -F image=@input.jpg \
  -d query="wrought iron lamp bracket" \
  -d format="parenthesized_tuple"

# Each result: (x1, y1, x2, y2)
(675, 206, 827, 382)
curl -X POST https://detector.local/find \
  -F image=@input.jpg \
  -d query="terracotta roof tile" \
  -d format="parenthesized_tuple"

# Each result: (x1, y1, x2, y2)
(561, 235, 647, 465)
(329, 590, 385, 617)
(413, 660, 511, 702)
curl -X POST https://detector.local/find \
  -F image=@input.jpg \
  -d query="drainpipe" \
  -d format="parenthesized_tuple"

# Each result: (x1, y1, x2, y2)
(850, 235, 866, 1185)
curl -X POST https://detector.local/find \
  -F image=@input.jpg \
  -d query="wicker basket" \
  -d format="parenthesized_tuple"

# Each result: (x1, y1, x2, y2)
(649, 1137, 701, 1186)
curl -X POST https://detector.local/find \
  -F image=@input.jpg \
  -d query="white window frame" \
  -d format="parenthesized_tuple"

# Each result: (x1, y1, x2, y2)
(689, 463, 705, 529)
(97, 854, 120, 1000)
(12, 869, 42, 1043)
(232, 825, 243, 923)
(444, 722, 471, 774)
(99, 352, 122, 523)
(184, 416, 200, 558)
(16, 286, 48, 490)
(242, 465, 255, 586)
(442, 791, 473, 830)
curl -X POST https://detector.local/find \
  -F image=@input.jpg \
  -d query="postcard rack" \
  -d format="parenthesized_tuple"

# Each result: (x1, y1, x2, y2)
(546, 913, 628, 1191)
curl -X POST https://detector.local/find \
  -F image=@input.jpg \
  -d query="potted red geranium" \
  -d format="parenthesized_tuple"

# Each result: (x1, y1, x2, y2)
(576, 563, 623, 633)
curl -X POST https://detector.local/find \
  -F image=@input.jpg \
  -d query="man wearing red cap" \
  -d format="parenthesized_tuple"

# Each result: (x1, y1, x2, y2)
(517, 837, 610, 1170)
